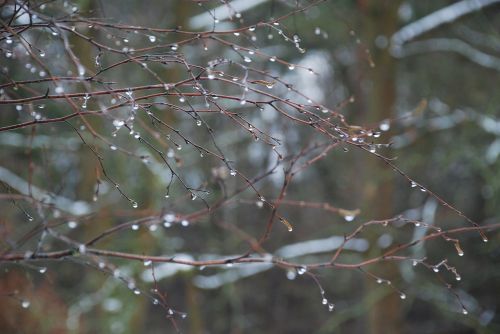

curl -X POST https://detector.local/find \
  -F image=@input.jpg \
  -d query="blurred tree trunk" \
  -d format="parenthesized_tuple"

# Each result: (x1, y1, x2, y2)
(358, 1, 402, 333)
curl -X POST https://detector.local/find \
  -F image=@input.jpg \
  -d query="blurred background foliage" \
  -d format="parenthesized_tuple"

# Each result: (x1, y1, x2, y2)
(0, 0, 499, 333)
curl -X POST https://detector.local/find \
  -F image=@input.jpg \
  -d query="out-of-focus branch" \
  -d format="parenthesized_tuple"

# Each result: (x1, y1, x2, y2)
(392, 38, 500, 71)
(391, 0, 500, 47)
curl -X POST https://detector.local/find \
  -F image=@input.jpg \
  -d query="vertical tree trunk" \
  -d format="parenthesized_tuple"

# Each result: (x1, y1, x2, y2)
(358, 1, 402, 333)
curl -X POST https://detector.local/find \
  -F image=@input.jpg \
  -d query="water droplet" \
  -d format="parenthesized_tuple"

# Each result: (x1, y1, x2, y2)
(433, 266, 439, 273)
(131, 201, 138, 208)
(110, 145, 117, 151)
(288, 64, 295, 70)
(98, 262, 106, 269)
(379, 120, 390, 131)
(179, 96, 185, 103)
(412, 260, 418, 266)
(328, 303, 335, 311)
(148, 35, 156, 43)
(240, 99, 247, 105)
(131, 224, 139, 230)
(322, 298, 328, 305)
(181, 219, 189, 227)
(376, 278, 383, 284)
(400, 293, 406, 300)
(456, 275, 461, 281)
(21, 300, 30, 309)
(315, 27, 321, 35)
(410, 181, 417, 188)
(143, 260, 152, 266)
(78, 244, 87, 254)
(67, 221, 78, 229)
(344, 215, 355, 222)
(419, 187, 426, 192)
(39, 267, 47, 274)
(230, 170, 237, 176)
(297, 266, 307, 275)
(133, 288, 141, 295)
(55, 86, 64, 94)
(152, 298, 159, 305)
(233, 32, 240, 36)
(462, 308, 468, 315)
(170, 43, 178, 51)
(243, 56, 252, 63)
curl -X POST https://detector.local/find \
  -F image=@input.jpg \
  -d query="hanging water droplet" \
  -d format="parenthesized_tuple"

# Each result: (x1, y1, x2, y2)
(269, 56, 277, 62)
(288, 64, 295, 70)
(412, 260, 418, 266)
(379, 120, 390, 131)
(230, 170, 237, 176)
(243, 56, 252, 63)
(79, 244, 87, 254)
(314, 27, 321, 35)
(39, 267, 47, 274)
(181, 219, 190, 227)
(297, 266, 307, 275)
(170, 43, 178, 51)
(322, 298, 328, 305)
(376, 278, 383, 284)
(328, 303, 335, 311)
(410, 181, 417, 188)
(419, 187, 426, 192)
(344, 215, 355, 222)
(143, 260, 152, 266)
(196, 119, 202, 126)
(179, 96, 185, 103)
(240, 99, 247, 105)
(462, 308, 468, 315)
(110, 145, 117, 151)
(67, 221, 78, 229)
(133, 288, 141, 295)
(433, 266, 439, 273)
(456, 275, 461, 281)
(98, 262, 106, 269)
(131, 201, 138, 208)
(21, 300, 30, 309)
(148, 35, 156, 43)
(400, 293, 406, 300)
